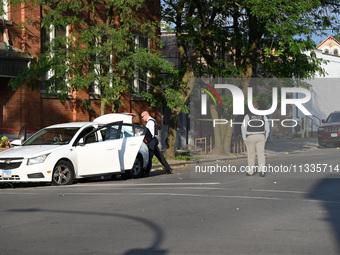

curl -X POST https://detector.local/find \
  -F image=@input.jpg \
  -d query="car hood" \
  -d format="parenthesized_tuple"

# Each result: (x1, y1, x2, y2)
(320, 122, 340, 128)
(0, 145, 62, 158)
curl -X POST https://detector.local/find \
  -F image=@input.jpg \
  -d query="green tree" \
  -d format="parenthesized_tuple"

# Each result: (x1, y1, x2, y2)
(161, 0, 338, 156)
(9, 0, 174, 114)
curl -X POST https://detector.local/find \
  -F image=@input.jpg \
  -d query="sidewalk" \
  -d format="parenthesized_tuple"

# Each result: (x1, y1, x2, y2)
(152, 137, 319, 171)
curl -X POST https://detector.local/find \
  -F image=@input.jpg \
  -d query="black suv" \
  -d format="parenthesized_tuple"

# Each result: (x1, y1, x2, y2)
(318, 111, 340, 147)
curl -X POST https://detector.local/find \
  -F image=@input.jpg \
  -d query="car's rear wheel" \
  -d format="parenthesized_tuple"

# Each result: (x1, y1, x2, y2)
(52, 160, 75, 185)
(127, 155, 143, 179)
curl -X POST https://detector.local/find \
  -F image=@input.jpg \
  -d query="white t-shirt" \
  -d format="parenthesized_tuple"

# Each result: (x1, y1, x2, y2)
(146, 117, 156, 137)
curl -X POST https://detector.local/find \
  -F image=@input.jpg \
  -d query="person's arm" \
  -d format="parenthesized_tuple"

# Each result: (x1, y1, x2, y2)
(241, 115, 249, 141)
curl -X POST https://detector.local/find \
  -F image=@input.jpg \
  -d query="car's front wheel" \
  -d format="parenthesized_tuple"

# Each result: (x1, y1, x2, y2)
(127, 155, 143, 179)
(52, 160, 75, 185)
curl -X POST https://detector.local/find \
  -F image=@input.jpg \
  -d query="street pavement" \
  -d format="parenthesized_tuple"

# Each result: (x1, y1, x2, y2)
(2, 137, 340, 255)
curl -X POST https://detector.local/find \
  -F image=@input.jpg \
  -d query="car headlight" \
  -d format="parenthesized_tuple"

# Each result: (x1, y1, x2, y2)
(27, 154, 50, 165)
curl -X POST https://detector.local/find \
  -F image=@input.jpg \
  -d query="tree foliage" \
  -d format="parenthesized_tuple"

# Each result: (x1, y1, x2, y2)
(161, 0, 339, 155)
(9, 0, 174, 114)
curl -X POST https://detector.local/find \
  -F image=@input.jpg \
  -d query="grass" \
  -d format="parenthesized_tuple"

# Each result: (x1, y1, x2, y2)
(152, 151, 191, 164)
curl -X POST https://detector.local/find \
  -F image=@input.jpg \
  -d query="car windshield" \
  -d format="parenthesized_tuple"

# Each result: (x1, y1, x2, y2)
(24, 127, 80, 145)
(326, 112, 340, 123)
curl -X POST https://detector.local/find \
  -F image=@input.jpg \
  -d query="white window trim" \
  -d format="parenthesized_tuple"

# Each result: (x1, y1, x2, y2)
(2, 0, 8, 20)
(41, 24, 70, 95)
(133, 34, 150, 94)
(89, 37, 102, 96)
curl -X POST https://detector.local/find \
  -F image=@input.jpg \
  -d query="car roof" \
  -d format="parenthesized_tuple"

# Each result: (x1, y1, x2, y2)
(45, 122, 94, 129)
(43, 113, 136, 129)
(93, 113, 135, 124)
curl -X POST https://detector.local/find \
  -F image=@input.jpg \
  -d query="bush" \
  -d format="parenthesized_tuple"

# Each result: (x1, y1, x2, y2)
(1, 136, 9, 148)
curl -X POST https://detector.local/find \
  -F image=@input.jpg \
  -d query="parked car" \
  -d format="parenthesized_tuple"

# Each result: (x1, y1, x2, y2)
(0, 114, 149, 185)
(318, 111, 340, 147)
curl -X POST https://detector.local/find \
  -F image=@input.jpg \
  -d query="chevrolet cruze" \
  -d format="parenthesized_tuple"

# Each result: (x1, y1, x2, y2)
(0, 114, 149, 185)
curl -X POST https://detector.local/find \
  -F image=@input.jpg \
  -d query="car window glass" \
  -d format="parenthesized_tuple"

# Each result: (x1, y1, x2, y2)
(327, 113, 340, 123)
(24, 128, 80, 145)
(121, 124, 134, 138)
(74, 127, 96, 145)
(115, 124, 146, 138)
(133, 124, 146, 137)
(104, 124, 121, 140)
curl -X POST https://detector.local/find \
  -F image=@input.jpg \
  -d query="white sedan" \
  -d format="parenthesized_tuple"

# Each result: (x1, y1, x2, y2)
(0, 114, 149, 185)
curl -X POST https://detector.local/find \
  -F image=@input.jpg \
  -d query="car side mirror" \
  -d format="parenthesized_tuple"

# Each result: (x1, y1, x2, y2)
(322, 119, 326, 124)
(10, 139, 22, 146)
(78, 138, 85, 146)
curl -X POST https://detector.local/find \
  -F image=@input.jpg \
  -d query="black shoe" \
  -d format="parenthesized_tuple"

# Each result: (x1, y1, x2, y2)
(259, 172, 266, 177)
(165, 169, 173, 174)
(246, 172, 254, 176)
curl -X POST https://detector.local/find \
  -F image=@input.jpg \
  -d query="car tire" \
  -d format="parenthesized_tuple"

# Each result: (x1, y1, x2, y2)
(318, 141, 326, 148)
(52, 160, 75, 185)
(127, 155, 143, 179)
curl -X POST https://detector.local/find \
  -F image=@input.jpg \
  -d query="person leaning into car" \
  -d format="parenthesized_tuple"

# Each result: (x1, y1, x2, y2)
(141, 111, 173, 176)
(241, 103, 270, 177)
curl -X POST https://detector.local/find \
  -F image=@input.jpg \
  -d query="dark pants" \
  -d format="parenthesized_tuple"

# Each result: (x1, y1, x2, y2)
(144, 137, 172, 175)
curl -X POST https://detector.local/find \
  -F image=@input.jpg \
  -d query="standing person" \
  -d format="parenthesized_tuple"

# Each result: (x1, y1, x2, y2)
(241, 103, 270, 177)
(141, 111, 173, 176)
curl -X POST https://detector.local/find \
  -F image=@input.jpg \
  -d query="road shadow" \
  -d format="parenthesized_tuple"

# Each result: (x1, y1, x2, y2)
(307, 177, 340, 254)
(6, 208, 168, 255)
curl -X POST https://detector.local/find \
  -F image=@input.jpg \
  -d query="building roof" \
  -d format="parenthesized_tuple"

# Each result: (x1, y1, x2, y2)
(316, 36, 340, 50)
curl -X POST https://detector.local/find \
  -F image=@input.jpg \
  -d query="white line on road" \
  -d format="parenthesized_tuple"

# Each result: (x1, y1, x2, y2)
(71, 182, 222, 187)
(41, 192, 340, 204)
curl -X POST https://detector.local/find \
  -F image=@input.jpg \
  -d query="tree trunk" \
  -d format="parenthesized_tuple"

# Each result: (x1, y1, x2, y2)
(164, 110, 179, 159)
(210, 103, 232, 155)
(100, 97, 105, 116)
(223, 122, 233, 155)
(210, 103, 225, 155)
(164, 69, 195, 159)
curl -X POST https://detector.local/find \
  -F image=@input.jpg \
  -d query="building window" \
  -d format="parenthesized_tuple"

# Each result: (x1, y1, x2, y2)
(89, 38, 99, 96)
(88, 37, 115, 97)
(41, 25, 69, 95)
(133, 34, 149, 95)
(334, 49, 339, 56)
(1, 0, 8, 19)
(324, 49, 329, 54)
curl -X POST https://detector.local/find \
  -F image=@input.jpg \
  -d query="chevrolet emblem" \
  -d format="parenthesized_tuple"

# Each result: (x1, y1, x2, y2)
(5, 159, 11, 164)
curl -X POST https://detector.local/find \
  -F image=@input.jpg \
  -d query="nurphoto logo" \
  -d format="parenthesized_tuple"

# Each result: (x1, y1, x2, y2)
(201, 84, 312, 116)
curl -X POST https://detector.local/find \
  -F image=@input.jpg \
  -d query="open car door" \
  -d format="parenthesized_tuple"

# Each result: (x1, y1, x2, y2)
(117, 123, 146, 170)
(75, 121, 123, 176)
(75, 122, 145, 176)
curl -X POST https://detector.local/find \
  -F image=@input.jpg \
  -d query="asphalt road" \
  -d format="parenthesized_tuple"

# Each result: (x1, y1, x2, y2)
(1, 143, 340, 255)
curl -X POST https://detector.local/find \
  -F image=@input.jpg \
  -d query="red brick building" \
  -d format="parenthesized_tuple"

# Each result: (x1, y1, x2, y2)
(0, 1, 159, 139)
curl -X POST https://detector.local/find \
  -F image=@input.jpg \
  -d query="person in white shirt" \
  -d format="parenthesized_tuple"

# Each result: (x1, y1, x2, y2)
(241, 103, 270, 177)
(141, 111, 173, 176)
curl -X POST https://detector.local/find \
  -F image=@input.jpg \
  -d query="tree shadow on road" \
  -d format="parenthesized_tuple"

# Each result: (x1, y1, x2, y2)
(307, 177, 340, 254)
(6, 208, 168, 255)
